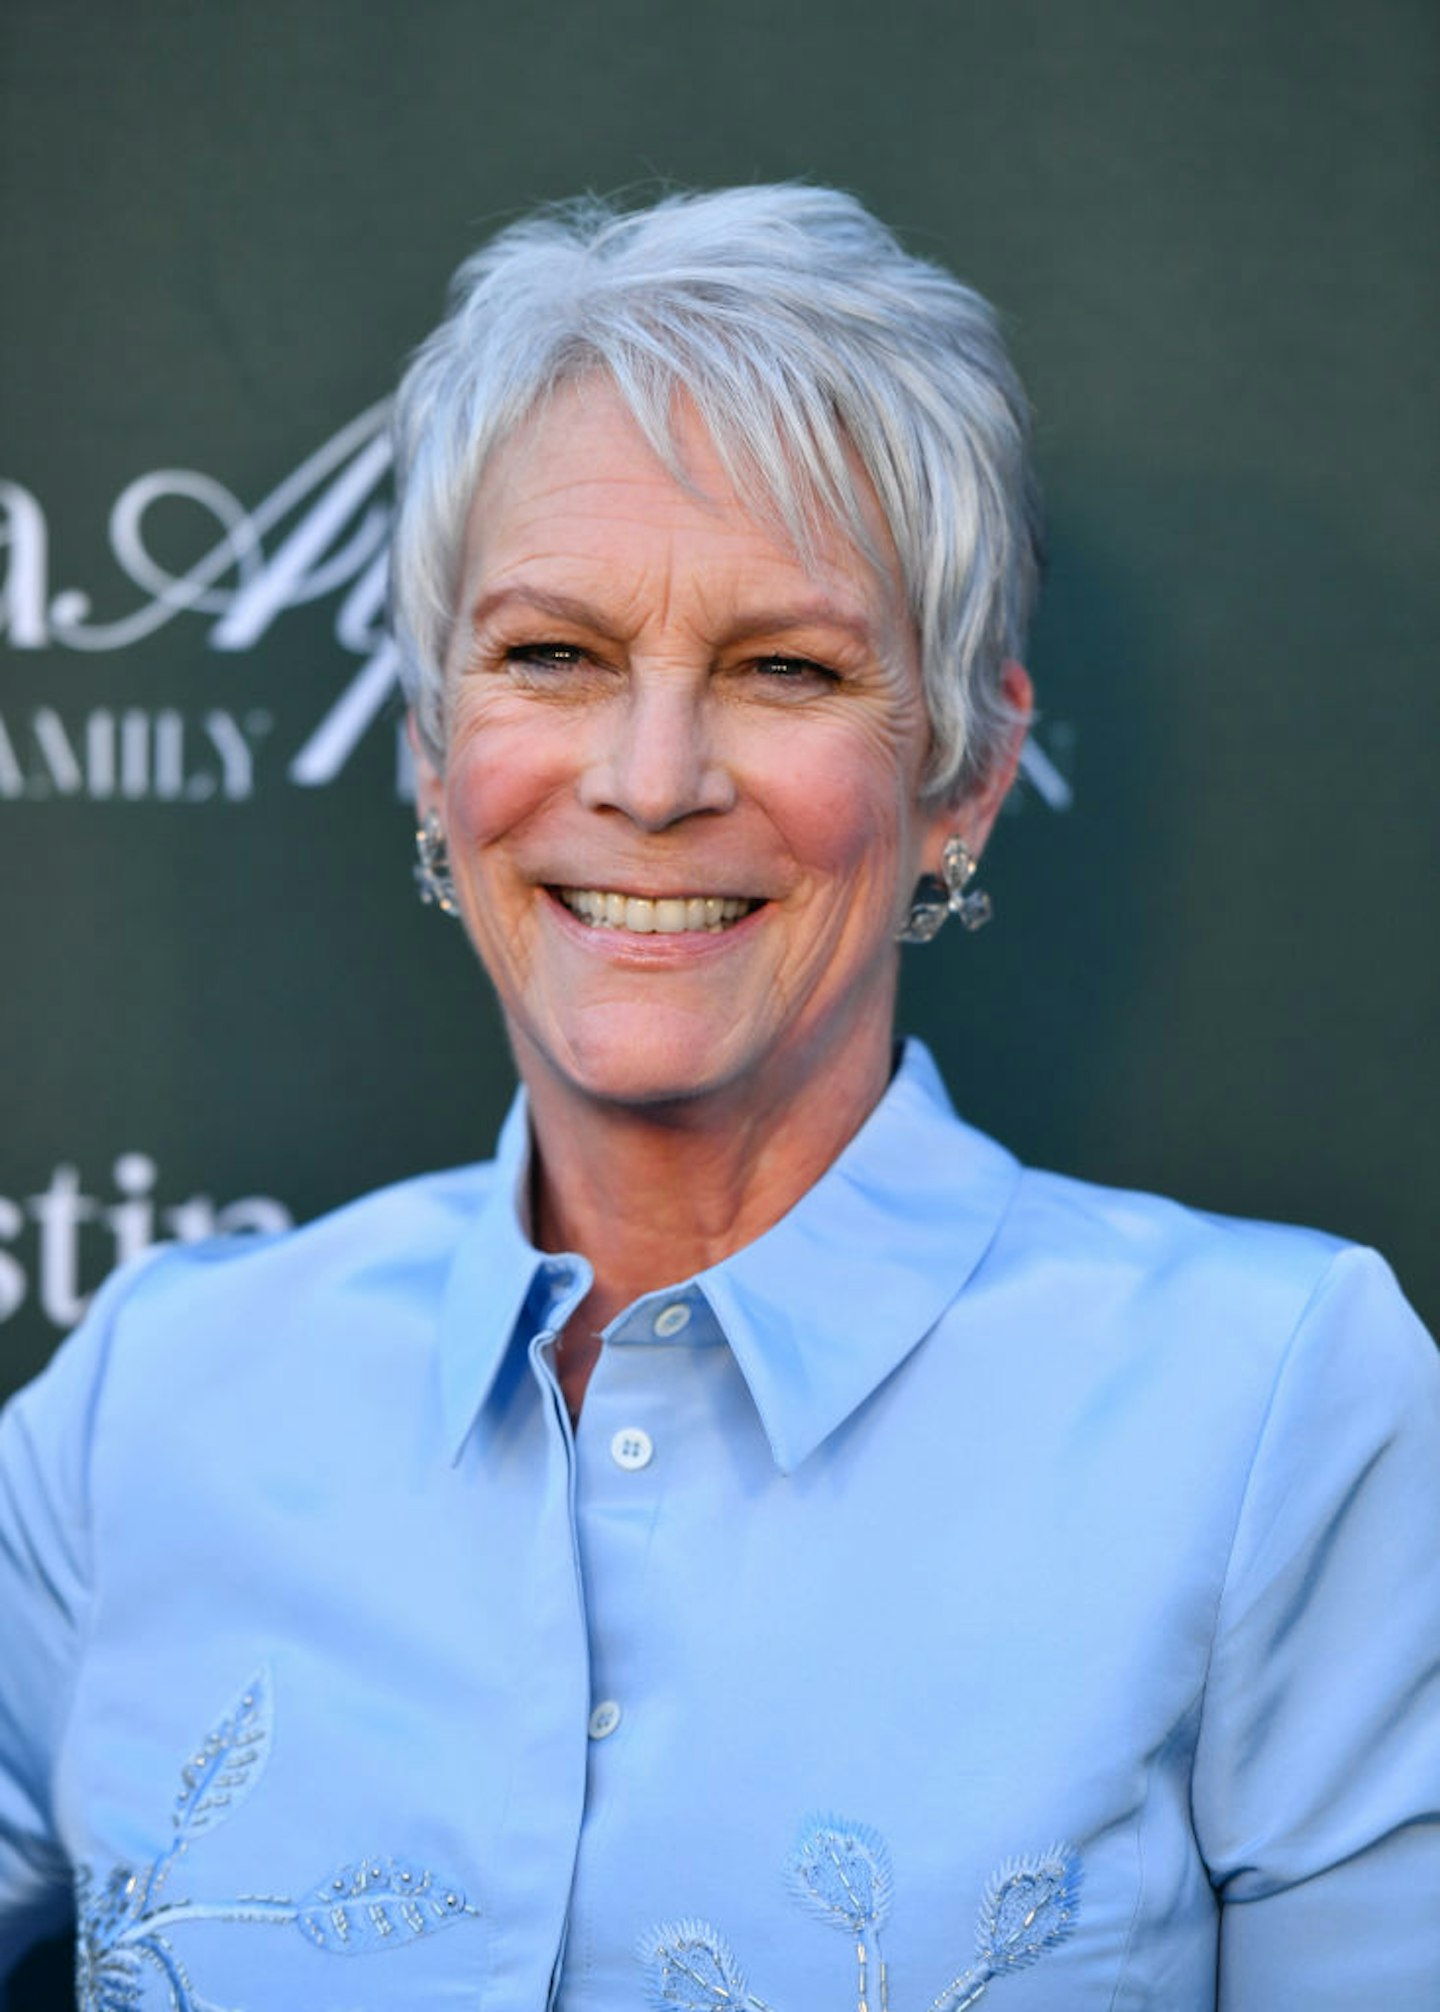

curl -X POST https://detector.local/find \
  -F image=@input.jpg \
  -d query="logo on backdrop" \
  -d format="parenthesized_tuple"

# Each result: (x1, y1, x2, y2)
(0, 405, 401, 802)
(0, 404, 1072, 810)
(0, 1154, 292, 1329)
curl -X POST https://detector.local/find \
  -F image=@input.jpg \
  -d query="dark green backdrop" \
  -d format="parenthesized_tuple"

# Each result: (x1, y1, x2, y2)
(2, 0, 1436, 1997)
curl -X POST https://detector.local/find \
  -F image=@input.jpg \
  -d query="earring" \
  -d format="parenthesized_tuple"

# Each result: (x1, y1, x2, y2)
(414, 811, 460, 917)
(897, 835, 993, 944)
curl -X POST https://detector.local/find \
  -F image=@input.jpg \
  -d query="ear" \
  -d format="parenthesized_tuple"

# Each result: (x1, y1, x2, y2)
(920, 660, 1034, 874)
(407, 710, 445, 824)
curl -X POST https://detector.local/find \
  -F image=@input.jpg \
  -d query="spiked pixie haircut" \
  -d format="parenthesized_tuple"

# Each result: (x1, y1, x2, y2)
(390, 184, 1041, 801)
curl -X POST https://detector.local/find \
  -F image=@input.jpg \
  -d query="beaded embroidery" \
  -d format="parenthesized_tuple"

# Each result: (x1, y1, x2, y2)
(640, 1816, 1079, 2012)
(73, 1669, 477, 2011)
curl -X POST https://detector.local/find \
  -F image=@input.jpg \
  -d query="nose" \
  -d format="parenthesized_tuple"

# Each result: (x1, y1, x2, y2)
(578, 675, 735, 830)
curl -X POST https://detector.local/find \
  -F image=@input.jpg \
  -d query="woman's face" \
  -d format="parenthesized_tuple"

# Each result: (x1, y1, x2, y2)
(417, 377, 996, 1128)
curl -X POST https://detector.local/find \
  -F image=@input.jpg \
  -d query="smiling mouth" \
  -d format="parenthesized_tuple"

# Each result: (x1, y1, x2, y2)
(554, 888, 761, 934)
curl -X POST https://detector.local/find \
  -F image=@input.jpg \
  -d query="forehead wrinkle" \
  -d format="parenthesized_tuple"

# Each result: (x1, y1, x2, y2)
(460, 381, 910, 660)
(466, 479, 895, 639)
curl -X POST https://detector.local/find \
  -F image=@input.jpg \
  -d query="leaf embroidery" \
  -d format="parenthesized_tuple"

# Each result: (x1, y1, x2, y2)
(74, 1670, 478, 2012)
(640, 1819, 1080, 2012)
(296, 1858, 473, 1955)
(171, 1671, 272, 1847)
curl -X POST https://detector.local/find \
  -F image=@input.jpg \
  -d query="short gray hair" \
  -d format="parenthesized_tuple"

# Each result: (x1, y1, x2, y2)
(390, 184, 1040, 800)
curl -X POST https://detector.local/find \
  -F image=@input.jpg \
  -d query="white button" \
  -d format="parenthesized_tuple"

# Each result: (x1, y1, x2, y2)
(653, 1301, 692, 1337)
(611, 1427, 654, 1471)
(587, 1700, 622, 1740)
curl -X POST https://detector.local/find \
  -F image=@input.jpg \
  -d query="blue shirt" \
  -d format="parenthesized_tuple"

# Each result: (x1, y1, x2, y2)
(2, 1041, 1438, 2010)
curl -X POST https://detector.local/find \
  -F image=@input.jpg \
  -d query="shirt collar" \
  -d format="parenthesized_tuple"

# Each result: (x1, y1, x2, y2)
(695, 1041, 1020, 1470)
(437, 1096, 592, 1462)
(438, 1040, 1020, 1470)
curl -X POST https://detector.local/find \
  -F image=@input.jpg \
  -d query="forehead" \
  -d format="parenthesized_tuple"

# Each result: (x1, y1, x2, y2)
(458, 375, 905, 622)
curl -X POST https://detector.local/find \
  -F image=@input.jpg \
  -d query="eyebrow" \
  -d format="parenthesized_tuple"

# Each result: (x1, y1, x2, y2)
(467, 587, 608, 633)
(465, 584, 879, 650)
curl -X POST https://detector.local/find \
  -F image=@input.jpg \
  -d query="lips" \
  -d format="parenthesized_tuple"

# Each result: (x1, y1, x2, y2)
(554, 888, 760, 934)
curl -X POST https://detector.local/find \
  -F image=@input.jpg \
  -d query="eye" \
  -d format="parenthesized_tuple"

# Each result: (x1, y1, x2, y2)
(751, 654, 840, 690)
(499, 641, 604, 690)
(506, 642, 587, 670)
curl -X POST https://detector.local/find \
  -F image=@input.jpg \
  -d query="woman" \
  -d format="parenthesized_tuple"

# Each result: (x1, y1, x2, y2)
(2, 186, 1437, 2012)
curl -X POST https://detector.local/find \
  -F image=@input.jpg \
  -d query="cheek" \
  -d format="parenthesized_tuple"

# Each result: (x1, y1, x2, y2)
(442, 713, 567, 853)
(763, 733, 917, 881)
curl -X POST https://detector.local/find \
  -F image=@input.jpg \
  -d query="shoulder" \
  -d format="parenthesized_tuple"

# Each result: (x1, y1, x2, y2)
(1005, 1159, 1345, 1301)
(4, 1159, 503, 1439)
(983, 1157, 1434, 1412)
(879, 1043, 1430, 1401)
(120, 1159, 498, 1305)
(123, 1157, 495, 1308)
(896, 1040, 1396, 1354)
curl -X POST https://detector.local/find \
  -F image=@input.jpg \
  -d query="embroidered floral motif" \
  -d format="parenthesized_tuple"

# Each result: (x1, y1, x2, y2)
(636, 1920, 768, 2012)
(74, 1669, 478, 2012)
(640, 1817, 1080, 2012)
(923, 1846, 1081, 2012)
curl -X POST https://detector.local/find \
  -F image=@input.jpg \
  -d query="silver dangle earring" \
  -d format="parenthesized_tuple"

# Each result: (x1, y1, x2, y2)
(414, 811, 460, 917)
(897, 835, 992, 944)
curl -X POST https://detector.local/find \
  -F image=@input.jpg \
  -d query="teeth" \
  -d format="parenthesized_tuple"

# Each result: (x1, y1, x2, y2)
(558, 888, 756, 933)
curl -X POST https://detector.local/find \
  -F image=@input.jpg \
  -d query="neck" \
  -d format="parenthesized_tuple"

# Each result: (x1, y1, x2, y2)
(520, 1033, 897, 1411)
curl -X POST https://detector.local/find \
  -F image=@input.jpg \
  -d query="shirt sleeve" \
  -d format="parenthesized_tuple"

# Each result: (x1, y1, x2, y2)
(0, 1261, 142, 1975)
(1192, 1245, 1440, 2009)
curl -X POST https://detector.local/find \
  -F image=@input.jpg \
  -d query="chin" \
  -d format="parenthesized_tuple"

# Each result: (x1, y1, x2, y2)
(522, 1008, 771, 1117)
